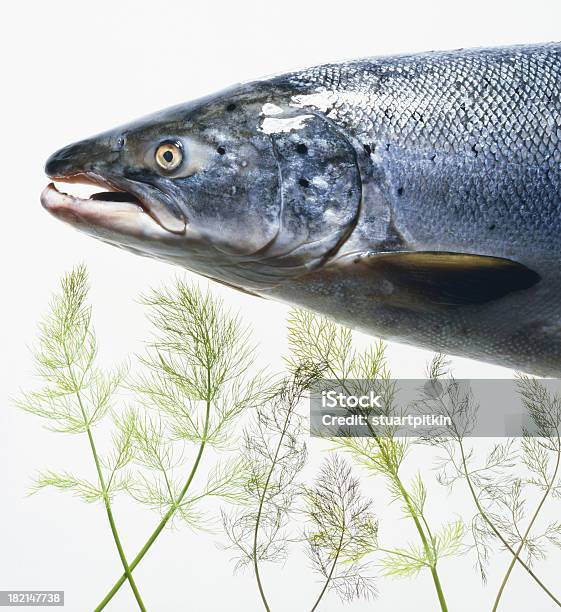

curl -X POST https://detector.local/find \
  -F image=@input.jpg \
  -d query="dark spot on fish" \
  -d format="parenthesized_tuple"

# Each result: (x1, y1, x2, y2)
(217, 146, 226, 155)
(296, 143, 308, 154)
(347, 189, 353, 197)
(226, 103, 236, 111)
(124, 167, 157, 181)
(488, 223, 496, 231)
(429, 153, 437, 162)
(397, 186, 404, 197)
(471, 143, 478, 156)
(363, 144, 372, 155)
(385, 143, 391, 151)
(299, 178, 310, 188)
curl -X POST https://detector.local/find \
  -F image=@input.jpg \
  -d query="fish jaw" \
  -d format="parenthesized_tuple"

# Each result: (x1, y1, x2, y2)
(41, 182, 182, 243)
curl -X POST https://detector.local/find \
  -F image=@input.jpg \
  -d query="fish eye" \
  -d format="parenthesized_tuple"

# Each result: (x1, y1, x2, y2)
(155, 141, 183, 172)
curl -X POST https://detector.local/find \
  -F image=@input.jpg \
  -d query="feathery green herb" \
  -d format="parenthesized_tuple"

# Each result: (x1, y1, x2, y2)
(19, 268, 269, 610)
(17, 266, 145, 610)
(287, 310, 459, 612)
(222, 369, 312, 611)
(222, 369, 379, 611)
(22, 270, 561, 611)
(303, 454, 378, 610)
(419, 358, 561, 610)
(96, 279, 268, 609)
(493, 376, 561, 611)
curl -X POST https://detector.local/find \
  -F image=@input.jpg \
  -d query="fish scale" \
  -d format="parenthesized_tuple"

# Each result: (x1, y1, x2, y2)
(265, 44, 561, 374)
(289, 45, 561, 165)
(283, 45, 561, 263)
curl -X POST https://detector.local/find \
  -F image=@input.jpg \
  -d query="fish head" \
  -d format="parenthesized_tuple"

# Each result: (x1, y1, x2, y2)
(42, 84, 362, 290)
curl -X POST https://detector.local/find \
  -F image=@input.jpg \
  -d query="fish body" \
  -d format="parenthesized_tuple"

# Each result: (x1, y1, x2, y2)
(42, 43, 561, 375)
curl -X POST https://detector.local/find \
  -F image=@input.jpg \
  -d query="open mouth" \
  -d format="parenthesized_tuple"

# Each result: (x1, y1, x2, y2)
(41, 175, 186, 235)
(42, 181, 146, 217)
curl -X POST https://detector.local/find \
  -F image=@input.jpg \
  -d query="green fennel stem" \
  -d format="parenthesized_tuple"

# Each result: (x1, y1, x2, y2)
(457, 441, 561, 608)
(64, 346, 146, 612)
(251, 396, 295, 612)
(359, 417, 448, 611)
(309, 523, 345, 612)
(491, 444, 561, 612)
(252, 479, 272, 611)
(88, 428, 146, 612)
(393, 472, 448, 612)
(320, 357, 449, 612)
(94, 395, 212, 612)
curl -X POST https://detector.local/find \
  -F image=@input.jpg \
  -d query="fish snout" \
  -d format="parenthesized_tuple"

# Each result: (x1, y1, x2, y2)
(45, 136, 118, 180)
(45, 143, 83, 178)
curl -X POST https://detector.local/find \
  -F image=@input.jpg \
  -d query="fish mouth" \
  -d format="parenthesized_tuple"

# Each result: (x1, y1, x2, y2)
(41, 174, 186, 236)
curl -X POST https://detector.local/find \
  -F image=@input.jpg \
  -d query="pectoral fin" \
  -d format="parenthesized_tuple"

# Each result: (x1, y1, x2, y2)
(334, 251, 540, 308)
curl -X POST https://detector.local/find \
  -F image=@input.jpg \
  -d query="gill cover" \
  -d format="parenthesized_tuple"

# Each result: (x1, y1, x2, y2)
(255, 109, 361, 271)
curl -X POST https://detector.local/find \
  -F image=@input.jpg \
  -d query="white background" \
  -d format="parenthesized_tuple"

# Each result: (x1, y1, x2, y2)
(2, 1, 561, 610)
